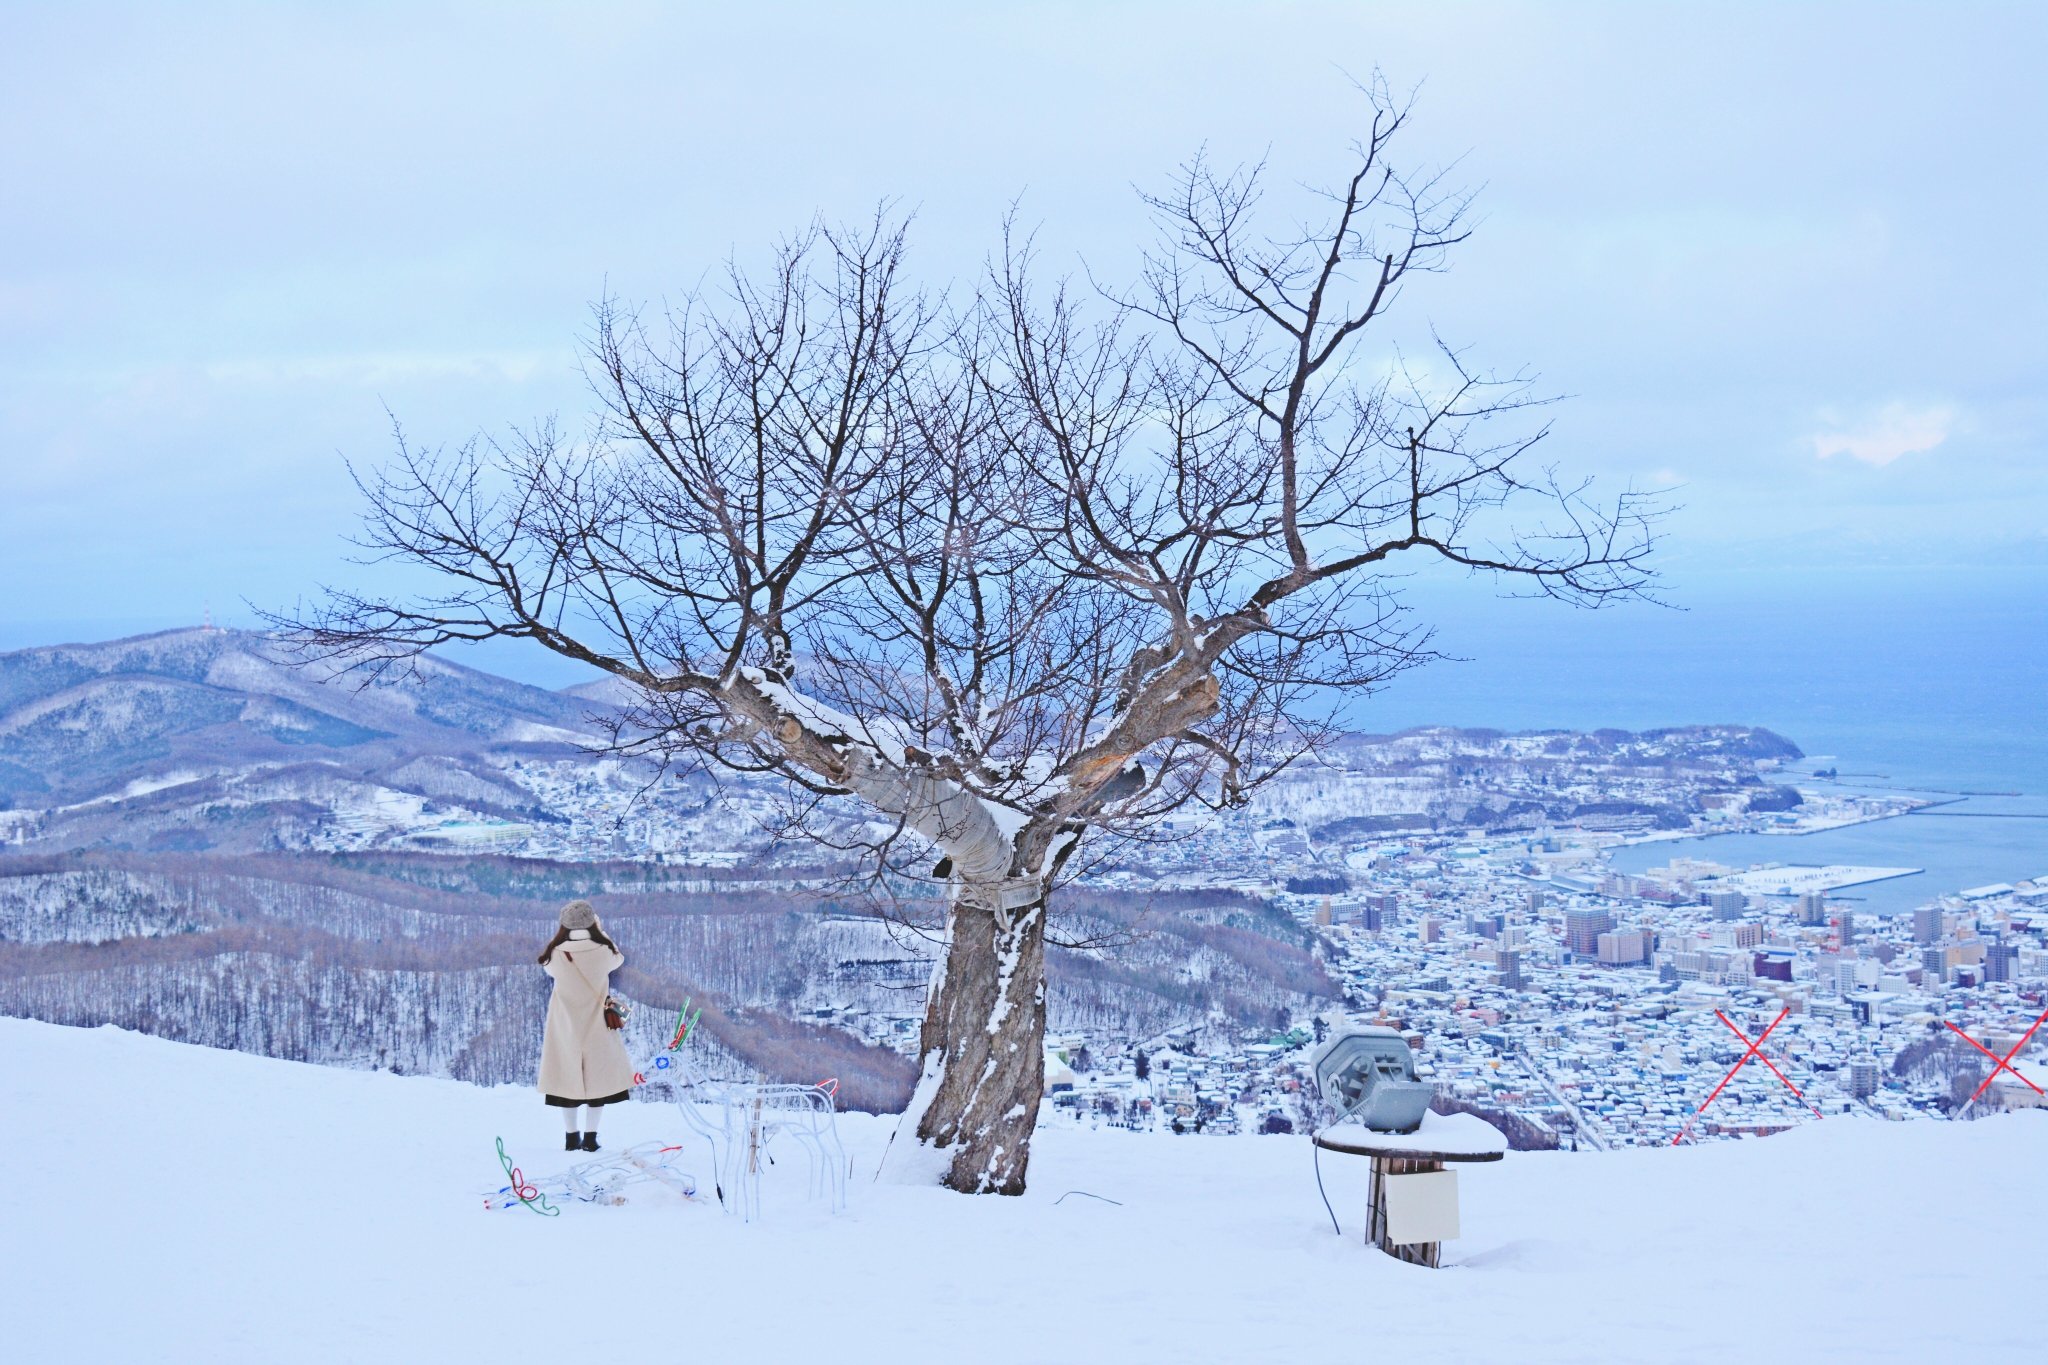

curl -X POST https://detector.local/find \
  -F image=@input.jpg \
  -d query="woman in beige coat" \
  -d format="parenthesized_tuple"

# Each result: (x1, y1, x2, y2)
(537, 899, 635, 1152)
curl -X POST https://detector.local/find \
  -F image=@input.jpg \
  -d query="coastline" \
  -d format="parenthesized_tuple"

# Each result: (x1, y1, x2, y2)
(1616, 788, 1936, 850)
(1609, 790, 2048, 915)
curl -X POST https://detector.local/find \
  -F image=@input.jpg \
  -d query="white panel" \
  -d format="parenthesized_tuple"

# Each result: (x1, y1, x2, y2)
(1384, 1169, 1460, 1245)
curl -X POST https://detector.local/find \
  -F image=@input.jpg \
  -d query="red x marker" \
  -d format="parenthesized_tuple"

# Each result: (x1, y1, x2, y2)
(1673, 1006, 1821, 1145)
(1944, 1005, 2048, 1107)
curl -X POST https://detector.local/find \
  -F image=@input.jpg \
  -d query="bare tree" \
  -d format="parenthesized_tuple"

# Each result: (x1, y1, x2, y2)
(281, 86, 1656, 1194)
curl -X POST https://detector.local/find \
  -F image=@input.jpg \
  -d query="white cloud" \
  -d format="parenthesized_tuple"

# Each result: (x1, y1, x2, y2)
(1811, 402, 1955, 467)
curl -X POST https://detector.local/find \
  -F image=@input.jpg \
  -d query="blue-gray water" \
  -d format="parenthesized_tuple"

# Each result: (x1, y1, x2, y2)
(1357, 567, 2048, 912)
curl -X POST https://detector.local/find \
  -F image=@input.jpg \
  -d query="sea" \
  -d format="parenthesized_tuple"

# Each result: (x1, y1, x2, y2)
(1352, 566, 2048, 914)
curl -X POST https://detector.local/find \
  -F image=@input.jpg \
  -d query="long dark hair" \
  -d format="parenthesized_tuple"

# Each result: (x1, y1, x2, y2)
(538, 921, 618, 964)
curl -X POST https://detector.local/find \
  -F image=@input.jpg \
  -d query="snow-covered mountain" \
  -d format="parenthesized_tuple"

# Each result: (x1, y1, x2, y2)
(0, 628, 596, 780)
(0, 627, 607, 852)
(3, 1017, 2038, 1363)
(0, 627, 1803, 860)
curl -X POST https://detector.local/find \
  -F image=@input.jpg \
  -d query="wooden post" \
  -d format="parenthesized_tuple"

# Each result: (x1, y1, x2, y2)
(1366, 1155, 1444, 1268)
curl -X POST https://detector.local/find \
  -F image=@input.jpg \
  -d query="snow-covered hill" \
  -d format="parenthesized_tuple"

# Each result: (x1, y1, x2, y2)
(2, 1018, 2037, 1363)
(0, 627, 616, 853)
(0, 854, 1330, 1105)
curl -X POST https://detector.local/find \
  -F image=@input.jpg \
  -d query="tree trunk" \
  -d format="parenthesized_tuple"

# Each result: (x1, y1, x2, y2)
(835, 751, 1048, 1193)
(907, 881, 1048, 1195)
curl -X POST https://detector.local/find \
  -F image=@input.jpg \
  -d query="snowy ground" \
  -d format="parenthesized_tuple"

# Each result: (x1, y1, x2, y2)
(2, 1019, 2040, 1363)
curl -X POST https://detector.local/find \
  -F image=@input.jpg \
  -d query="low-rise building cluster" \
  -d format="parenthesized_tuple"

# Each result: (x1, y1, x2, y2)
(1040, 822, 2047, 1145)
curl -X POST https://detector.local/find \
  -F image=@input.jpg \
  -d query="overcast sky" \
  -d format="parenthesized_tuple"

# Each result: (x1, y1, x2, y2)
(3, 2, 2044, 678)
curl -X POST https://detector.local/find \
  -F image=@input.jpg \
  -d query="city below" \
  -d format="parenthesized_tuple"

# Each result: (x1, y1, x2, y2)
(1038, 826, 2044, 1149)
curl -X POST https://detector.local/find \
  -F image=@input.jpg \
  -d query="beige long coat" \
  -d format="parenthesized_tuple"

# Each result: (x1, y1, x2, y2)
(537, 937, 636, 1102)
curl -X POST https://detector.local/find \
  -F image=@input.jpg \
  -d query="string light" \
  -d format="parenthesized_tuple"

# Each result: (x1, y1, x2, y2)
(495, 1137, 560, 1217)
(485, 1139, 700, 1213)
(669, 1001, 702, 1051)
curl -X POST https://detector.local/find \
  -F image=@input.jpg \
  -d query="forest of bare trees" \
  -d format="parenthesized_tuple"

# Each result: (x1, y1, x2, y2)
(0, 851, 1333, 1113)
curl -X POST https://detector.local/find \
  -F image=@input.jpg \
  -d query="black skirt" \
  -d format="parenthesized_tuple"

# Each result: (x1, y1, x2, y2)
(544, 1090, 630, 1107)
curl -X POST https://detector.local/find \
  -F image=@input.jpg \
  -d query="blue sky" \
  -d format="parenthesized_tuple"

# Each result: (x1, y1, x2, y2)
(3, 2, 2044, 689)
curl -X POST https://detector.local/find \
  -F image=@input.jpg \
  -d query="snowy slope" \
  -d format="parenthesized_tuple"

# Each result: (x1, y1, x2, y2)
(1, 1018, 2038, 1364)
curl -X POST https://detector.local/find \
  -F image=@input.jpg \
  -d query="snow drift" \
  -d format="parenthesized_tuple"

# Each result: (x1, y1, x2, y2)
(1, 1019, 2039, 1362)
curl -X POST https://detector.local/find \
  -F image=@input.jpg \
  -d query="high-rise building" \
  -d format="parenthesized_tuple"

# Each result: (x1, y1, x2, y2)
(1668, 950, 1714, 981)
(1597, 929, 1647, 966)
(1985, 938, 2017, 984)
(1565, 907, 1615, 957)
(1921, 946, 1947, 983)
(1419, 916, 1441, 944)
(1847, 1057, 1880, 1099)
(1912, 906, 1944, 944)
(1498, 949, 1525, 992)
(1733, 923, 1764, 949)
(1837, 911, 1857, 947)
(1796, 890, 1828, 925)
(1706, 889, 1746, 920)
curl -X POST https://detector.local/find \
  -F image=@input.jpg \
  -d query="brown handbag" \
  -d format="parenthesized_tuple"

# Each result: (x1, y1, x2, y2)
(603, 995, 627, 1030)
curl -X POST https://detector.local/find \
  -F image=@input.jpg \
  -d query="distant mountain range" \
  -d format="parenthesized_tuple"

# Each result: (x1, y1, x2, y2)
(0, 626, 597, 797)
(0, 627, 1802, 862)
(0, 628, 636, 854)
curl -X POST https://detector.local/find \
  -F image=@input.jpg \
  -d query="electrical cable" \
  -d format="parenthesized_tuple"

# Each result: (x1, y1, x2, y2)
(1312, 1136, 1342, 1236)
(704, 1132, 725, 1208)
(1053, 1190, 1123, 1206)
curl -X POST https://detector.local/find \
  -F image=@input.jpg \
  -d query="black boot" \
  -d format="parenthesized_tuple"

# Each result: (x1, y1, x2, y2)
(564, 1132, 581, 1152)
(581, 1131, 600, 1153)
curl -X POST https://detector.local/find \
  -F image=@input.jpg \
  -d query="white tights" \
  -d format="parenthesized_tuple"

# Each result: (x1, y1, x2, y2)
(560, 1104, 605, 1132)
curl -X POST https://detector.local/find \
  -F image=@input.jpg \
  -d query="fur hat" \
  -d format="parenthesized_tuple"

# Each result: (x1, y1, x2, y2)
(558, 899, 598, 930)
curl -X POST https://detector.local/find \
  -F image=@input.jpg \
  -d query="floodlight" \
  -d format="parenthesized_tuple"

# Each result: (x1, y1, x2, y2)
(1310, 1026, 1434, 1133)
